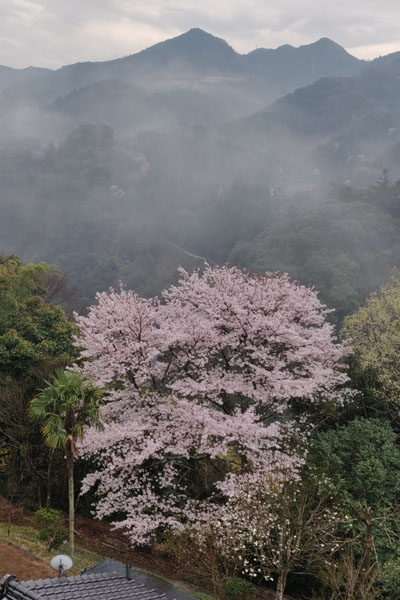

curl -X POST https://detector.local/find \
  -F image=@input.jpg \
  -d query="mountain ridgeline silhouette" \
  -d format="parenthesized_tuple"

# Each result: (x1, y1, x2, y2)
(0, 28, 365, 111)
(2, 28, 400, 321)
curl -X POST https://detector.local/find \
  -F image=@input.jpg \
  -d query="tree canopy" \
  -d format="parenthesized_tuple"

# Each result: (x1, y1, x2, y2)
(30, 369, 103, 555)
(0, 255, 78, 378)
(0, 255, 78, 503)
(76, 265, 347, 545)
(342, 273, 400, 408)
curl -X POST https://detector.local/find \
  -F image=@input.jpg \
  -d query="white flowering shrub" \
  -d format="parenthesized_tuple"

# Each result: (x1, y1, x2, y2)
(202, 472, 349, 600)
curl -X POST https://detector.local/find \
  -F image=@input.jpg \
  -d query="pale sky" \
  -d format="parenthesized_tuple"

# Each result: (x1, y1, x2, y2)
(1, 0, 400, 69)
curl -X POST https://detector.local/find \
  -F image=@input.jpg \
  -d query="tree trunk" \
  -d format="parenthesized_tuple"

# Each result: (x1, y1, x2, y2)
(66, 445, 74, 558)
(37, 481, 42, 508)
(357, 504, 375, 597)
(46, 447, 54, 508)
(276, 570, 288, 600)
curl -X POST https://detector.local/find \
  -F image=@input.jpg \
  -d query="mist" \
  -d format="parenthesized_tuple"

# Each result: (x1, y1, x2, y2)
(1, 28, 400, 324)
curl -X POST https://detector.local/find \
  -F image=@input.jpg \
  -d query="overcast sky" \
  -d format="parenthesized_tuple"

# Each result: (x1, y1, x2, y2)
(2, 0, 400, 69)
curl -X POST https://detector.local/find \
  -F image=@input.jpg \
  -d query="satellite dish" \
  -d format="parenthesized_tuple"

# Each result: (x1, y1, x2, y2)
(50, 554, 73, 575)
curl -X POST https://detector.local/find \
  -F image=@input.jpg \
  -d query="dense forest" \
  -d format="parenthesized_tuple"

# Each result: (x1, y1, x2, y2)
(2, 28, 400, 600)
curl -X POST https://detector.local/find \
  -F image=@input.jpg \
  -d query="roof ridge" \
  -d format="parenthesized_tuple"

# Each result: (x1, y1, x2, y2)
(2, 570, 170, 599)
(0, 576, 43, 600)
(24, 572, 124, 586)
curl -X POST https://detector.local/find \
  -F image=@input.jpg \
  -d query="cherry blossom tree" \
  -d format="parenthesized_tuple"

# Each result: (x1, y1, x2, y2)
(76, 266, 347, 545)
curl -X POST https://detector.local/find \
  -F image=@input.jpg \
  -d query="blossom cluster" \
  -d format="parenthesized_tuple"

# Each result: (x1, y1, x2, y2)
(76, 266, 347, 544)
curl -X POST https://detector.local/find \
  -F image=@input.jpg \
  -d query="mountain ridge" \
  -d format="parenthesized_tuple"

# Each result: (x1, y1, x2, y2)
(0, 28, 365, 111)
(0, 65, 52, 92)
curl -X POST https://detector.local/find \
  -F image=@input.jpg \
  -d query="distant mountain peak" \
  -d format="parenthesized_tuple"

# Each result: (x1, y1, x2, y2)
(158, 27, 236, 51)
(310, 37, 360, 58)
(184, 27, 214, 37)
(315, 37, 337, 45)
(135, 27, 238, 69)
(276, 44, 295, 50)
(247, 38, 360, 64)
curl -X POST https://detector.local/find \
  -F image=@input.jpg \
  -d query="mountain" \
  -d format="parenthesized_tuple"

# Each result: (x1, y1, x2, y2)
(0, 29, 365, 116)
(2, 31, 400, 321)
(219, 57, 400, 188)
(243, 37, 362, 93)
(0, 65, 52, 92)
(131, 27, 239, 71)
(229, 61, 400, 137)
(370, 51, 400, 69)
(49, 79, 230, 132)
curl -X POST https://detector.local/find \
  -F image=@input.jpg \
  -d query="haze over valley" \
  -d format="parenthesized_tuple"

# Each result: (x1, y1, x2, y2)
(2, 27, 400, 320)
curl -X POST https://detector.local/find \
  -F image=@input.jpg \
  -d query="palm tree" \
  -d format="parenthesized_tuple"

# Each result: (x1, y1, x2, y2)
(30, 369, 103, 557)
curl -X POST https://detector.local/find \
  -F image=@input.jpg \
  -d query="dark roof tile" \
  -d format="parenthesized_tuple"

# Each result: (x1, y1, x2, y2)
(1, 573, 167, 600)
(86, 559, 196, 599)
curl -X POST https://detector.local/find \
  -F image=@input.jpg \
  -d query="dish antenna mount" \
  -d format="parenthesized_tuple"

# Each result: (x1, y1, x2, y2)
(50, 554, 73, 577)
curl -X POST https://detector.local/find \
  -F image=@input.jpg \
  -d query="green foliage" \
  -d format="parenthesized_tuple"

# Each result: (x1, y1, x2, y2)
(304, 419, 400, 598)
(0, 255, 78, 504)
(307, 418, 400, 510)
(35, 507, 63, 528)
(35, 508, 67, 550)
(30, 368, 104, 556)
(378, 555, 400, 599)
(222, 577, 256, 599)
(0, 255, 78, 378)
(38, 528, 68, 550)
(343, 273, 400, 407)
(30, 369, 103, 450)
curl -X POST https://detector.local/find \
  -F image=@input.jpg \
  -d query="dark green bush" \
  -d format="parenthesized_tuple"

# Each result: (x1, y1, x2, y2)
(35, 508, 63, 528)
(307, 418, 400, 510)
(222, 577, 256, 599)
(38, 527, 67, 550)
(35, 508, 67, 550)
(378, 555, 400, 599)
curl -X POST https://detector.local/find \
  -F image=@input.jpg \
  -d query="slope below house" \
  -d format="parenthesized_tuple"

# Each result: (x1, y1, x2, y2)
(0, 497, 209, 599)
(0, 542, 54, 581)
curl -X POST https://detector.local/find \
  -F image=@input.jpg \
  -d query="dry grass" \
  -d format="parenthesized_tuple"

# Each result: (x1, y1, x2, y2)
(0, 522, 102, 576)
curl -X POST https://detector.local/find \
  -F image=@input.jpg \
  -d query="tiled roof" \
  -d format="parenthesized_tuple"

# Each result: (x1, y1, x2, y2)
(85, 559, 196, 600)
(0, 572, 167, 600)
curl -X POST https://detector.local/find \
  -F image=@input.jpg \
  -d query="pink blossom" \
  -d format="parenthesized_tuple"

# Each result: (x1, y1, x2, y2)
(76, 266, 347, 545)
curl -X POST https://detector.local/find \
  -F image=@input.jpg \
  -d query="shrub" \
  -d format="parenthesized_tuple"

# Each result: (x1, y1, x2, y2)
(222, 577, 256, 599)
(35, 508, 67, 550)
(378, 556, 400, 599)
(307, 418, 400, 511)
